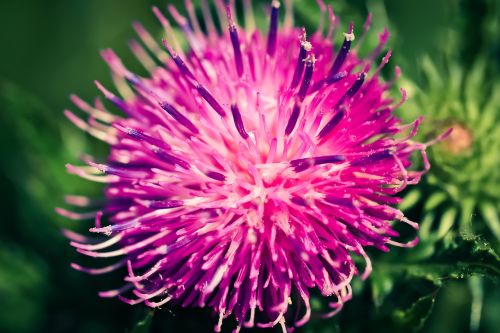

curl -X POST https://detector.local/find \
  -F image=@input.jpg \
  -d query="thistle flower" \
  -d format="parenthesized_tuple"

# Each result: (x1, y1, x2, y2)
(60, 1, 432, 331)
(401, 56, 500, 245)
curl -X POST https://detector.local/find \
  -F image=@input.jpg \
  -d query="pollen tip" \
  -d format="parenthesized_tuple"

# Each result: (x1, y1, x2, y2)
(131, 20, 141, 29)
(317, 0, 326, 11)
(167, 4, 189, 27)
(162, 39, 175, 56)
(343, 31, 355, 42)
(99, 48, 114, 59)
(94, 80, 110, 95)
(267, 0, 280, 56)
(382, 49, 393, 64)
(224, 2, 234, 22)
(380, 27, 391, 43)
(302, 41, 313, 52)
(70, 262, 81, 270)
(305, 53, 316, 64)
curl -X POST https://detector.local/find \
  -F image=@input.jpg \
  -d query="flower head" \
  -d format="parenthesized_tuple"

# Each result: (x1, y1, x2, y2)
(402, 55, 500, 244)
(60, 1, 431, 331)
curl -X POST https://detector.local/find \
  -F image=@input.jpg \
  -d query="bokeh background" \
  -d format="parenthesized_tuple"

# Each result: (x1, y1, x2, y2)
(0, 0, 499, 332)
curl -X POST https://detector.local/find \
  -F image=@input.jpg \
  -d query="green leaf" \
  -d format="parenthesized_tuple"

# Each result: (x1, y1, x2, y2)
(436, 207, 457, 239)
(464, 58, 486, 122)
(459, 197, 475, 234)
(480, 202, 500, 242)
(419, 212, 436, 241)
(477, 83, 500, 136)
(468, 276, 484, 332)
(360, 235, 499, 332)
(377, 235, 500, 284)
(399, 189, 421, 211)
(423, 191, 447, 212)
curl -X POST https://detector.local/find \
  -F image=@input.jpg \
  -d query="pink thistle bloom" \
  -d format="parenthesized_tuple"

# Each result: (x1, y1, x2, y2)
(60, 0, 435, 331)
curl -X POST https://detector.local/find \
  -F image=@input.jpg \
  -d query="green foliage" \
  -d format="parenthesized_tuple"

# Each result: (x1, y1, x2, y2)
(302, 234, 499, 333)
(321, 235, 499, 333)
(0, 243, 49, 333)
(0, 0, 498, 333)
(400, 54, 500, 246)
(0, 81, 97, 244)
(380, 235, 500, 284)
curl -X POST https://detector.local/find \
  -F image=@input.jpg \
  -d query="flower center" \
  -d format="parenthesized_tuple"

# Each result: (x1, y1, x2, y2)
(441, 123, 473, 154)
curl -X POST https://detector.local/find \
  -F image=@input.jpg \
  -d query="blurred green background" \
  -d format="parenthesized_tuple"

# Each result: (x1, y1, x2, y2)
(0, 0, 498, 332)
